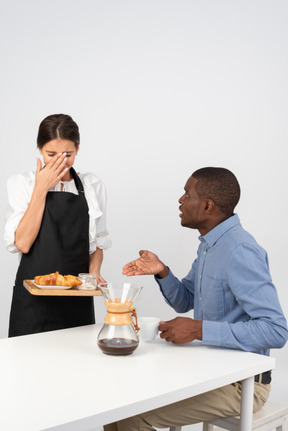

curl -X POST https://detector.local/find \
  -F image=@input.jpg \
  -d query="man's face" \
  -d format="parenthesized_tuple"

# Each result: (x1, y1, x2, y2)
(178, 176, 206, 230)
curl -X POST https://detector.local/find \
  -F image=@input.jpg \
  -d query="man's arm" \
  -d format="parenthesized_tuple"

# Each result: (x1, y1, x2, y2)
(155, 264, 196, 313)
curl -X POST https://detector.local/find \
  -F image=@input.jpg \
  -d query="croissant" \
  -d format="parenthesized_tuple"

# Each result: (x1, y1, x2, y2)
(34, 271, 82, 287)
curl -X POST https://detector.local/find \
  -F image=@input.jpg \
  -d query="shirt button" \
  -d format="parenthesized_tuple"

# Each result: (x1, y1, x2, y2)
(203, 250, 207, 255)
(200, 297, 202, 301)
(199, 275, 202, 279)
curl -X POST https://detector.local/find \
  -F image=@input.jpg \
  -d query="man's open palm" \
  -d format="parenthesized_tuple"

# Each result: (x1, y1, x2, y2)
(122, 250, 166, 276)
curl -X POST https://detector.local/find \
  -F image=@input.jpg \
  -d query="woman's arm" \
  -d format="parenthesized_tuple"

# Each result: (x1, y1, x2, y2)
(15, 180, 47, 254)
(15, 154, 68, 253)
(89, 248, 106, 284)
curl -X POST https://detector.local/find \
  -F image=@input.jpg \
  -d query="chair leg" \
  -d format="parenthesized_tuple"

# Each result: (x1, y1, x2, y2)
(202, 423, 214, 431)
(277, 419, 288, 431)
(169, 427, 182, 431)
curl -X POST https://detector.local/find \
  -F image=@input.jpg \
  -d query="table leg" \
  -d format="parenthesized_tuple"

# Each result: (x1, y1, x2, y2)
(240, 376, 254, 431)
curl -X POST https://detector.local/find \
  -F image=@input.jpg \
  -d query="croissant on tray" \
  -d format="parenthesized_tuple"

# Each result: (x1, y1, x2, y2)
(34, 271, 82, 287)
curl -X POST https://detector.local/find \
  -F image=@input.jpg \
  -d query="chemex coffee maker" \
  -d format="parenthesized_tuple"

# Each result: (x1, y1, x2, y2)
(97, 283, 142, 355)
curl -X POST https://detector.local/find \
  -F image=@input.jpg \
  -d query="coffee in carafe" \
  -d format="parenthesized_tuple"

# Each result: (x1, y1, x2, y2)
(97, 283, 142, 356)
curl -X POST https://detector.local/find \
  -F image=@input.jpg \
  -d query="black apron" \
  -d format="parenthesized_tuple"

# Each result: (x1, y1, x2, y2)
(8, 168, 95, 337)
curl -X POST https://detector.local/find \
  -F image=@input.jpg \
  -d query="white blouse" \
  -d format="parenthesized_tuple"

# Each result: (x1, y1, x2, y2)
(4, 171, 112, 255)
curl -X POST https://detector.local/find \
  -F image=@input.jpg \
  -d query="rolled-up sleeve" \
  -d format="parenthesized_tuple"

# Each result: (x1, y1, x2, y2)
(4, 173, 34, 254)
(81, 173, 112, 253)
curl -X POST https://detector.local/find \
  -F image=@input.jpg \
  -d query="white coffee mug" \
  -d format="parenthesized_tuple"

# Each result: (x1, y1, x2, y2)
(138, 317, 161, 342)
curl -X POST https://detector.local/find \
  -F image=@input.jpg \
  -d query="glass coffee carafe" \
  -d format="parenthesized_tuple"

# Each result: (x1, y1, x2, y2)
(97, 283, 142, 356)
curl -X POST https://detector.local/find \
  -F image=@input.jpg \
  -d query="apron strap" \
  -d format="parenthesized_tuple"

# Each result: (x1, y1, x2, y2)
(70, 167, 85, 193)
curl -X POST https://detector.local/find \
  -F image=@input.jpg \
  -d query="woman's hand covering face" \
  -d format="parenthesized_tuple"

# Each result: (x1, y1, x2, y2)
(35, 153, 69, 193)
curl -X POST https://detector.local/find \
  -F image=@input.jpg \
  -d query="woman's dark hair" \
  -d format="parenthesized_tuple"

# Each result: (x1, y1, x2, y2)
(37, 114, 80, 149)
(192, 167, 241, 216)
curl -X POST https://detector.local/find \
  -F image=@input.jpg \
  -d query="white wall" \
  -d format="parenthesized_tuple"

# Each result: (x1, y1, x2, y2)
(1, 0, 287, 425)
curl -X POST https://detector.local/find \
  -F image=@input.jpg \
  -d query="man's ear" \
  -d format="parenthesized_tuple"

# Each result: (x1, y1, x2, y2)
(203, 199, 215, 212)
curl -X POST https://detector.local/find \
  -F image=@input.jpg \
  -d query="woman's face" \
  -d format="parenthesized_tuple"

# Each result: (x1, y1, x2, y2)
(39, 139, 79, 172)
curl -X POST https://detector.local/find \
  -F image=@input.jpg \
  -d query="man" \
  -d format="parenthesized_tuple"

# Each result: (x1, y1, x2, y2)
(104, 167, 287, 431)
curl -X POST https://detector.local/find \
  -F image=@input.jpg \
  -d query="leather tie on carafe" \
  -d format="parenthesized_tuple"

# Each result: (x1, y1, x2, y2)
(130, 308, 139, 332)
(104, 300, 140, 332)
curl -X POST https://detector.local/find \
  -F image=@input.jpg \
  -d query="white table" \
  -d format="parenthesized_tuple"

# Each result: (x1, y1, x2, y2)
(0, 324, 274, 431)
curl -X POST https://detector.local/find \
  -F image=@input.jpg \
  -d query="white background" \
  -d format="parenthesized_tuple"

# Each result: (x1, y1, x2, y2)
(0, 1, 287, 429)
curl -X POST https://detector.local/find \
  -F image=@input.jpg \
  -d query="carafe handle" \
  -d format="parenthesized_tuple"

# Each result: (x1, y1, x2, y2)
(130, 308, 140, 332)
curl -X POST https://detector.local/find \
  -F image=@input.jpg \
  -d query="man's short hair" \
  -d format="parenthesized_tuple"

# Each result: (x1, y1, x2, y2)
(192, 167, 241, 216)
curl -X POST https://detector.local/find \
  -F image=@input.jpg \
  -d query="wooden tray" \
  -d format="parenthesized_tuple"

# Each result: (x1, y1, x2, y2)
(23, 280, 102, 296)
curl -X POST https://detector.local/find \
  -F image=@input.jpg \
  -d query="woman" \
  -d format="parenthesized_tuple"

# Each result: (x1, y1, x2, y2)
(5, 114, 111, 337)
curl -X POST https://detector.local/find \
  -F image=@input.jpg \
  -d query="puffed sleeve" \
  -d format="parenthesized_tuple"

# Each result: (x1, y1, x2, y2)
(4, 172, 35, 253)
(80, 173, 112, 253)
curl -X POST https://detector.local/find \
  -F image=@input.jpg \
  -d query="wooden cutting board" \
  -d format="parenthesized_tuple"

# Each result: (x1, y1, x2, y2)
(23, 280, 102, 296)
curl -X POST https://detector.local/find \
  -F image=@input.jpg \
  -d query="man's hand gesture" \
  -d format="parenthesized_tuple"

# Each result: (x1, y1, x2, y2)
(122, 250, 169, 278)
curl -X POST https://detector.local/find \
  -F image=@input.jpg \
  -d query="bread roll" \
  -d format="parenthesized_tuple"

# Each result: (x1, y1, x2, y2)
(34, 271, 82, 287)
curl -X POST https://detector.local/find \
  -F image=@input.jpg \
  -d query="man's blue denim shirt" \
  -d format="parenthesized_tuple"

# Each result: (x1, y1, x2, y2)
(156, 214, 288, 355)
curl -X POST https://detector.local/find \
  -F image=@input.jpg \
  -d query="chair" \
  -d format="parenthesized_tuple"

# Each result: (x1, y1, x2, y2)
(202, 400, 288, 431)
(168, 401, 288, 431)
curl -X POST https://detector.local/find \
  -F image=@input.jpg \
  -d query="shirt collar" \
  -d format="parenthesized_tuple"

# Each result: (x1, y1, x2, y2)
(199, 214, 240, 247)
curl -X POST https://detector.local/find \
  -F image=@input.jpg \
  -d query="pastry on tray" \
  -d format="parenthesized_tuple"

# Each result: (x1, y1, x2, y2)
(34, 271, 82, 287)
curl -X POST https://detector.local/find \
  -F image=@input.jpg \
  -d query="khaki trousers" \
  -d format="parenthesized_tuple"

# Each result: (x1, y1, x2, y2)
(104, 381, 270, 431)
